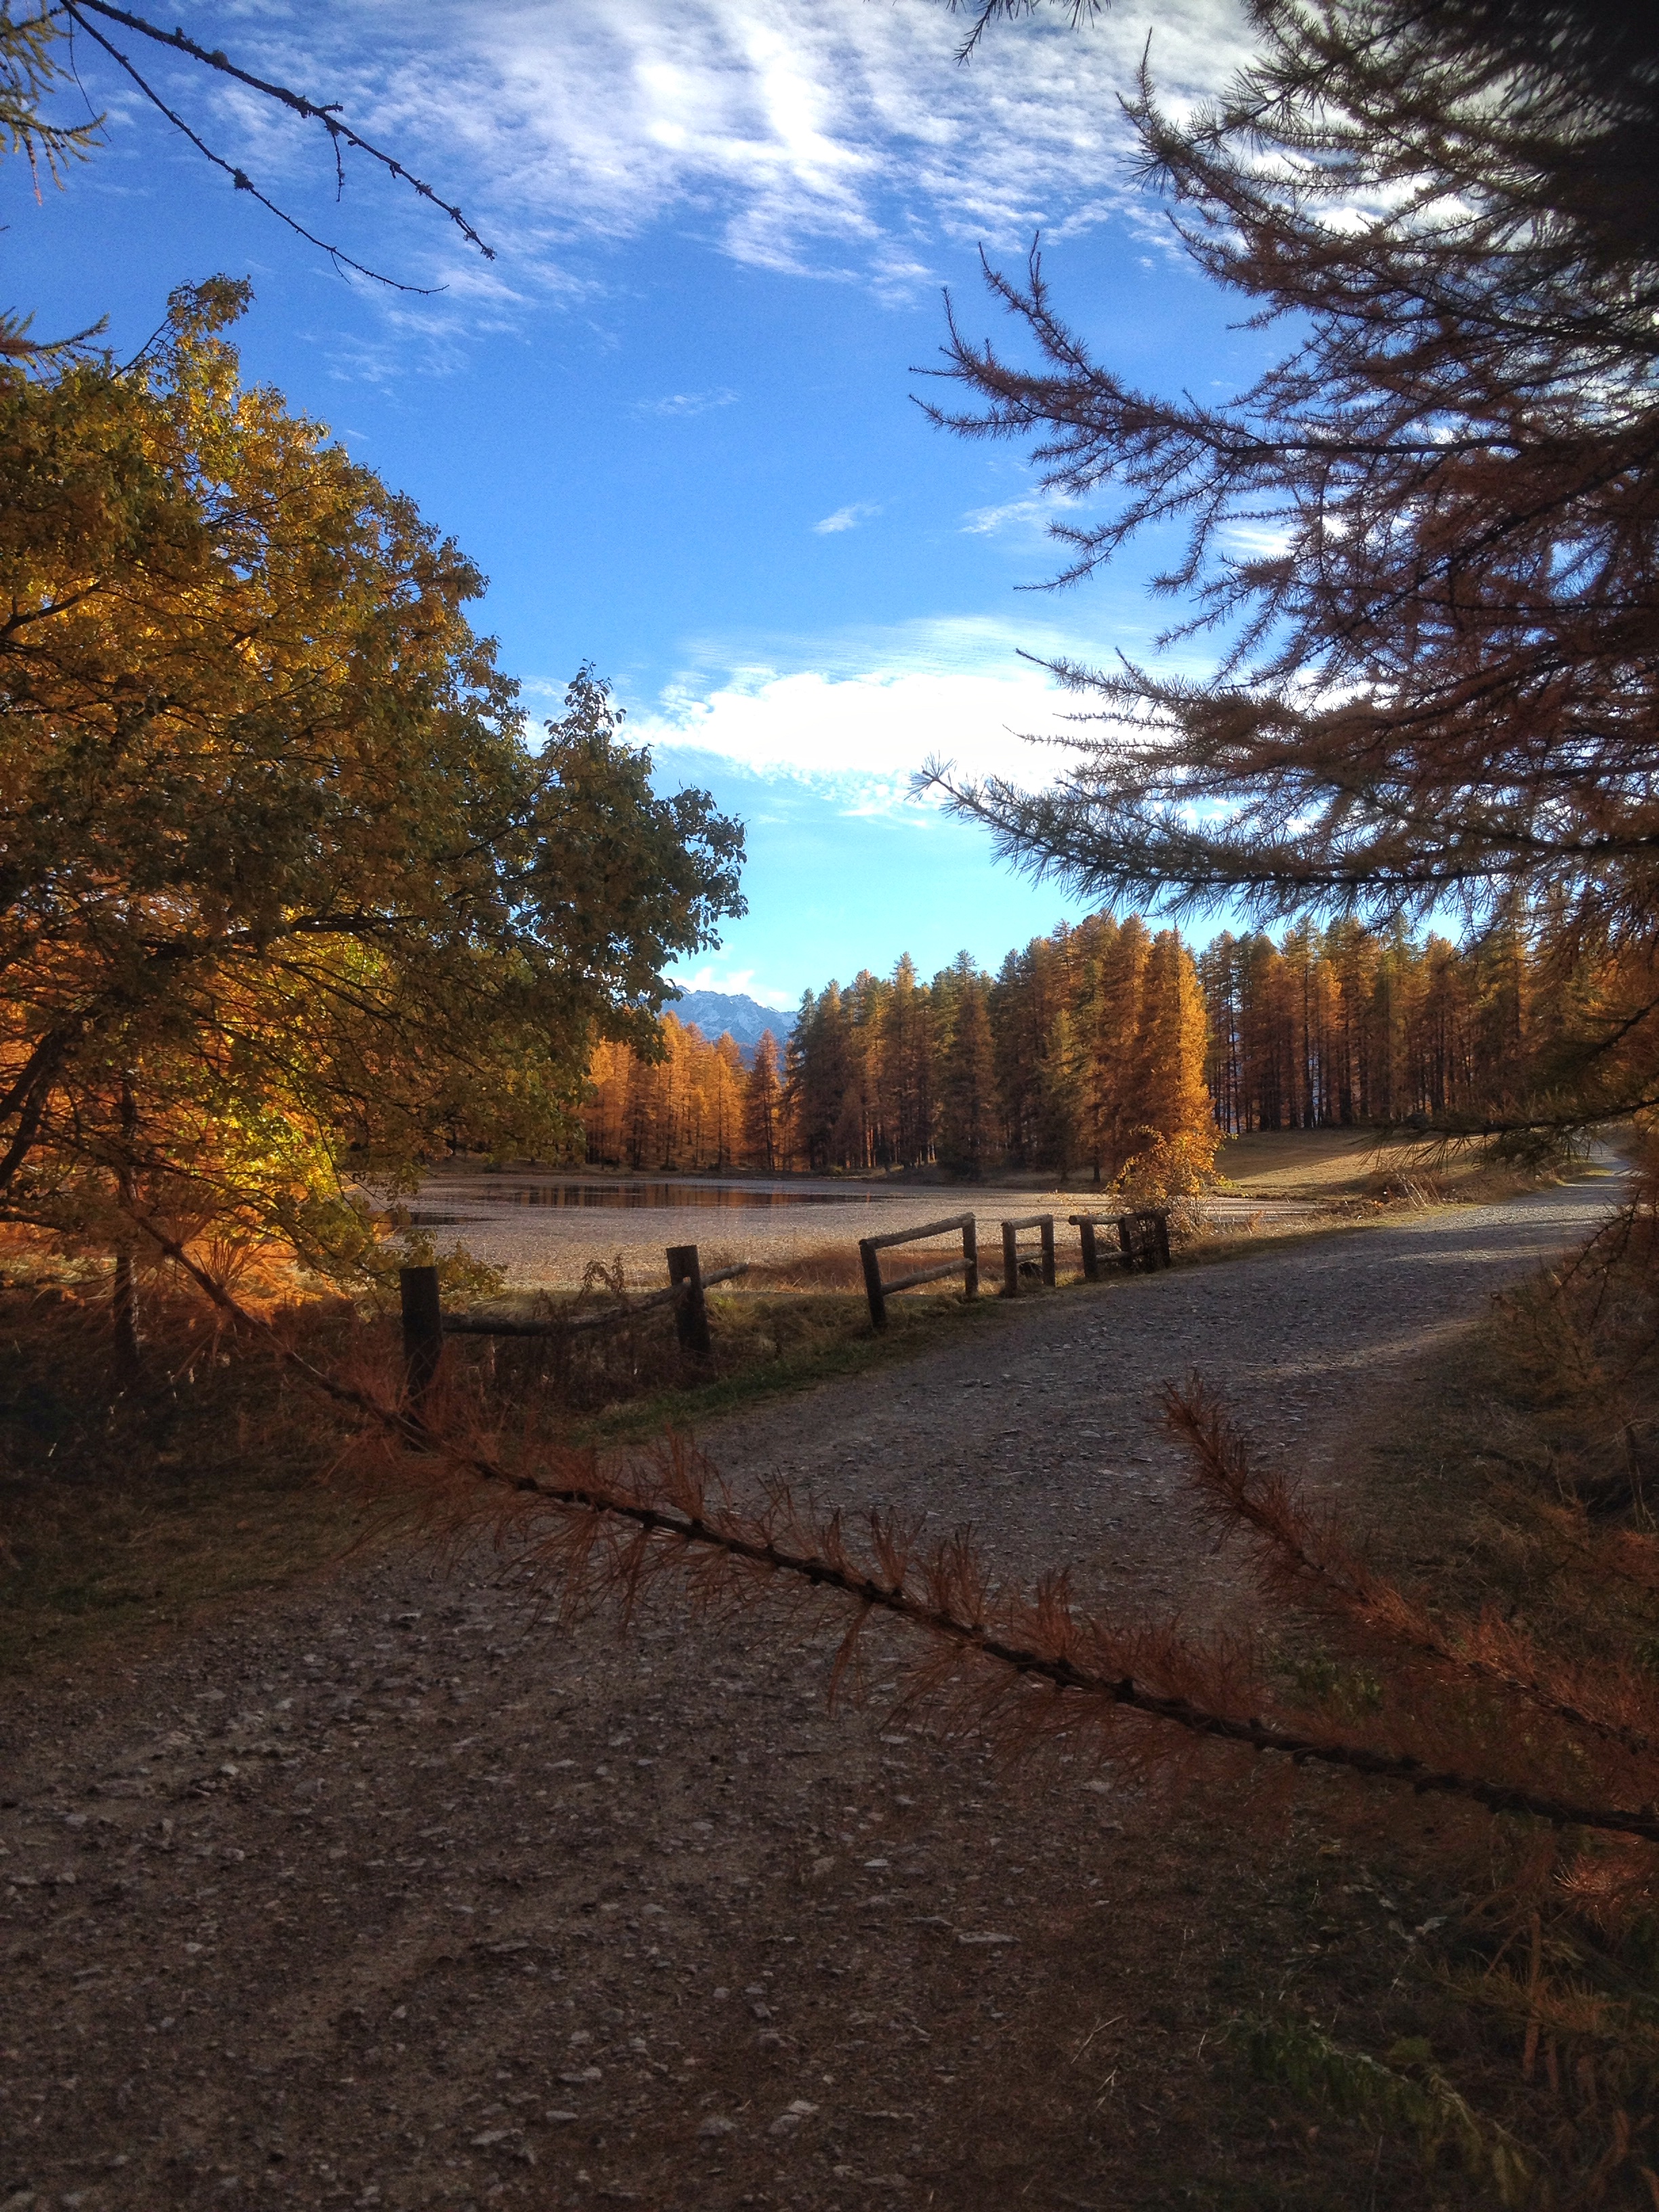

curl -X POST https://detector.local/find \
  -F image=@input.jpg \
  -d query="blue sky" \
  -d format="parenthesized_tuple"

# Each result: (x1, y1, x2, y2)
(9, 0, 1256, 1010)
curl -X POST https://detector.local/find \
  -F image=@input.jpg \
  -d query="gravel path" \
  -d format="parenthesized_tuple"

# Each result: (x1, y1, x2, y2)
(705, 1173, 1624, 1607)
(0, 1174, 1622, 2212)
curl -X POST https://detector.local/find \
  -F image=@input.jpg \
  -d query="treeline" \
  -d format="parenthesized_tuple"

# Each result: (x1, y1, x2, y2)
(586, 1019, 755, 1174)
(581, 911, 1582, 1176)
(1198, 920, 1537, 1133)
(583, 914, 1216, 1189)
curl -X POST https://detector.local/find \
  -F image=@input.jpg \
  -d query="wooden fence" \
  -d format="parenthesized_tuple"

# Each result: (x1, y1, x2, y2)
(998, 1214, 1056, 1296)
(399, 1244, 748, 1404)
(1069, 1207, 1171, 1279)
(401, 1204, 1176, 1395)
(857, 1213, 979, 1333)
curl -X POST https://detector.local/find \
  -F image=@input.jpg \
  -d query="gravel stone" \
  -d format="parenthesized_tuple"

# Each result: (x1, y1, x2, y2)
(0, 1175, 1618, 2209)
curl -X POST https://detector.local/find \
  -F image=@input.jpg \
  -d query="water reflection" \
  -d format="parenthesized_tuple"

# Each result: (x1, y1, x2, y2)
(472, 1182, 894, 1210)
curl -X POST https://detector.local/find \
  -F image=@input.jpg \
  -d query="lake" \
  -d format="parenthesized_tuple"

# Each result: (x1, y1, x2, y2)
(465, 1181, 898, 1210)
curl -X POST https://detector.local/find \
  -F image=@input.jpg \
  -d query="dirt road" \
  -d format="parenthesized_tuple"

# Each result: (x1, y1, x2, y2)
(0, 1176, 1621, 2212)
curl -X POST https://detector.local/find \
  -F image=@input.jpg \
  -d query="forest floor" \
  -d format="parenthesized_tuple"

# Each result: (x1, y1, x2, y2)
(0, 1170, 1626, 2212)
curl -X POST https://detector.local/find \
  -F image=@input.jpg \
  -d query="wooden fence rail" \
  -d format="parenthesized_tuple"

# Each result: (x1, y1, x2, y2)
(1119, 1207, 1172, 1272)
(999, 1214, 1056, 1297)
(399, 1246, 748, 1404)
(1068, 1208, 1171, 1278)
(857, 1212, 978, 1333)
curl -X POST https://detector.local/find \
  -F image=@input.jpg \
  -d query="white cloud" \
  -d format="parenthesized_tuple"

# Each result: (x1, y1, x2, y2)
(636, 387, 739, 417)
(959, 491, 1071, 536)
(181, 0, 1254, 306)
(632, 620, 1127, 805)
(813, 501, 880, 534)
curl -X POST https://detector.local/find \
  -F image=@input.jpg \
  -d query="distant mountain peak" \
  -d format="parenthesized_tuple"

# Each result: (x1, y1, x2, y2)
(668, 989, 794, 1064)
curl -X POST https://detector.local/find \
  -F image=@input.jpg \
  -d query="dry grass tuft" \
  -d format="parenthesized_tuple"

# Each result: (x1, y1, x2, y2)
(739, 1239, 870, 1293)
(0, 1269, 367, 1673)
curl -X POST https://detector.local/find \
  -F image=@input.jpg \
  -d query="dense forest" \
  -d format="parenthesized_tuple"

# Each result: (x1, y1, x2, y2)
(1198, 920, 1538, 1134)
(585, 913, 1212, 1185)
(583, 912, 1569, 1180)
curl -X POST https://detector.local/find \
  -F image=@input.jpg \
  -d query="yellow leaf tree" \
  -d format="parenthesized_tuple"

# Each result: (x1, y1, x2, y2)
(0, 282, 745, 1321)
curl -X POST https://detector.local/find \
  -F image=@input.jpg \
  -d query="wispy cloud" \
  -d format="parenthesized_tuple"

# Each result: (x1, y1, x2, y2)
(172, 0, 1254, 314)
(635, 387, 739, 417)
(960, 491, 1071, 536)
(813, 500, 880, 535)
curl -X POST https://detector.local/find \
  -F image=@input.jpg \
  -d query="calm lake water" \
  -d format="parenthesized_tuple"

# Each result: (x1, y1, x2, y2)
(472, 1183, 896, 1210)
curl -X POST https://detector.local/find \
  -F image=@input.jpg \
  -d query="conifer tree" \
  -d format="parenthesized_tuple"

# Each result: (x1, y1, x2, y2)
(937, 960, 997, 1178)
(923, 0, 1659, 1135)
(1085, 915, 1151, 1183)
(884, 956, 935, 1168)
(1036, 1004, 1083, 1179)
(707, 1034, 745, 1171)
(743, 1031, 782, 1172)
(1126, 930, 1218, 1193)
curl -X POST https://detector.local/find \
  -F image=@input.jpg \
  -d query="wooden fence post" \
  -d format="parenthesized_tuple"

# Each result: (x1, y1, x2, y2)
(856, 1213, 978, 1326)
(859, 1237, 888, 1332)
(1075, 1218, 1099, 1281)
(1001, 1214, 1055, 1295)
(399, 1265, 443, 1410)
(1154, 1210, 1172, 1268)
(667, 1244, 711, 1357)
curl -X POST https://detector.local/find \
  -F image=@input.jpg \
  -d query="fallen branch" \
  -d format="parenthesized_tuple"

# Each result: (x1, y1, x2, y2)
(129, 1214, 1659, 1847)
(1167, 1376, 1659, 1763)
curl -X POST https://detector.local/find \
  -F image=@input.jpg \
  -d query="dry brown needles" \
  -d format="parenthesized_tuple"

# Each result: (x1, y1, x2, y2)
(135, 1206, 1659, 1853)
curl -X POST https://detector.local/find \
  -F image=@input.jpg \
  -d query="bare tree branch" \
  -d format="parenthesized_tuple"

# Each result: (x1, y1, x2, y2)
(57, 0, 493, 289)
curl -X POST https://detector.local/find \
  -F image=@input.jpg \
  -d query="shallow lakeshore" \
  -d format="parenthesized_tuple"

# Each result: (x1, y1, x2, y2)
(400, 1170, 1325, 1290)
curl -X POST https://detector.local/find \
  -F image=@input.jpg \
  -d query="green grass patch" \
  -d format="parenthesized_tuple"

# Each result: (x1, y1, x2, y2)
(573, 1285, 998, 1443)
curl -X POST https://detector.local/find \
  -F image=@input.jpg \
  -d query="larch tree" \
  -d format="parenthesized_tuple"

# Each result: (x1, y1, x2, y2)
(1084, 914, 1150, 1183)
(708, 1033, 745, 1170)
(743, 1031, 782, 1172)
(1036, 1002, 1083, 1179)
(937, 960, 998, 1177)
(1126, 930, 1218, 1192)
(885, 955, 934, 1167)
(922, 0, 1659, 1135)
(792, 984, 856, 1172)
(5, 0, 494, 310)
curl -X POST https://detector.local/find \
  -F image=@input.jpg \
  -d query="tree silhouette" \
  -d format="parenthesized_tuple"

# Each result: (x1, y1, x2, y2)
(921, 1, 1659, 1128)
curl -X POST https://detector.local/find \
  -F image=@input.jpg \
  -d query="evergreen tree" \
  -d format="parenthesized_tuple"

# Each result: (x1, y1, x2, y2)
(937, 959, 997, 1179)
(1127, 931, 1218, 1193)
(743, 1031, 782, 1172)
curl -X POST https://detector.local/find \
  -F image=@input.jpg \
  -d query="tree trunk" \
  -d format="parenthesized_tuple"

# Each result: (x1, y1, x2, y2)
(112, 1076, 142, 1378)
(111, 1250, 140, 1377)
